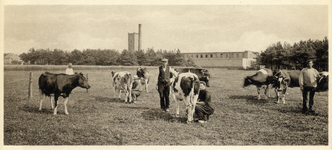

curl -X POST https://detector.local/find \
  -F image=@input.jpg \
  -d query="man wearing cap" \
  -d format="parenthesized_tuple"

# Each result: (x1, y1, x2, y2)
(157, 58, 178, 112)
(66, 63, 74, 75)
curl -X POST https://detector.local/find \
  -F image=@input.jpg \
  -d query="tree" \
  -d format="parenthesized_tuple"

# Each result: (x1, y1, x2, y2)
(136, 49, 147, 66)
(117, 49, 138, 66)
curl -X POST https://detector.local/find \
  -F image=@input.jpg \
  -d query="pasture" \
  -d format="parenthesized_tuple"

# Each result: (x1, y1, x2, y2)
(3, 68, 328, 145)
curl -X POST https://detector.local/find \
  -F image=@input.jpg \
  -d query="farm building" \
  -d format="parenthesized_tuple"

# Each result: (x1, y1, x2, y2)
(182, 50, 259, 69)
(4, 53, 23, 65)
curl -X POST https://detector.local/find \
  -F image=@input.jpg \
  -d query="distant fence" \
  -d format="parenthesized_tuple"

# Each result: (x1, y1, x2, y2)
(4, 65, 196, 71)
(4, 65, 158, 71)
(4, 65, 245, 71)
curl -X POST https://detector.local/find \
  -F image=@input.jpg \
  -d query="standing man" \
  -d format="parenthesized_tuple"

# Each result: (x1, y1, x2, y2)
(157, 58, 178, 112)
(299, 60, 320, 115)
(65, 63, 74, 75)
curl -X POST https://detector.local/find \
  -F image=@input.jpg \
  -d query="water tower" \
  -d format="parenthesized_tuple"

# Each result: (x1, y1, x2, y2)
(128, 24, 142, 51)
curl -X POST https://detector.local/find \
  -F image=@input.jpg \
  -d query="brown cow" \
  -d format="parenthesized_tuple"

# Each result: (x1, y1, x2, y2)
(38, 72, 91, 115)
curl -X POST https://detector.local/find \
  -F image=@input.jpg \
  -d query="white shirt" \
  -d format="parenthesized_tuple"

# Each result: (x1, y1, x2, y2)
(66, 68, 74, 75)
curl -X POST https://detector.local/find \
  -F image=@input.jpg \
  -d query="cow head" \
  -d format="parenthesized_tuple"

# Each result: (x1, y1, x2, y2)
(77, 73, 91, 89)
(243, 76, 252, 87)
(316, 72, 328, 92)
(136, 67, 145, 78)
(273, 72, 289, 91)
(111, 71, 115, 78)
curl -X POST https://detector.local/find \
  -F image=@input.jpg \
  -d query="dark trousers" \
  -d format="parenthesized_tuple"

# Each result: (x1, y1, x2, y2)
(158, 81, 170, 110)
(195, 104, 214, 121)
(302, 87, 316, 112)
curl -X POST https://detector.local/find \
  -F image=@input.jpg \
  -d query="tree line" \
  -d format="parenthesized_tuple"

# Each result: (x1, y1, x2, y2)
(256, 37, 328, 71)
(19, 48, 196, 67)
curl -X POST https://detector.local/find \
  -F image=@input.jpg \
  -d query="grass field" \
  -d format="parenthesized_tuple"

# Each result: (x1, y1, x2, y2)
(3, 68, 328, 145)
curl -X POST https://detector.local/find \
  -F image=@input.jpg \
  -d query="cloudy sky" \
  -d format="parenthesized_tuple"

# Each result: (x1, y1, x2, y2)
(3, 1, 329, 54)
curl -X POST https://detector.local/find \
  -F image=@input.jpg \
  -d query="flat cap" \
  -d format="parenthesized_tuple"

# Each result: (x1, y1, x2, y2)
(161, 59, 168, 62)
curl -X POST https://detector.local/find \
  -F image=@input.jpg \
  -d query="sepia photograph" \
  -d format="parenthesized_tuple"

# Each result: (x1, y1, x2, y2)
(1, 0, 330, 148)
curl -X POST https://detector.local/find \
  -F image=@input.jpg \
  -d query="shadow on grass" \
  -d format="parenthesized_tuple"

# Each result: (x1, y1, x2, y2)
(21, 104, 53, 114)
(229, 95, 272, 105)
(94, 96, 125, 103)
(141, 108, 187, 124)
(119, 105, 151, 110)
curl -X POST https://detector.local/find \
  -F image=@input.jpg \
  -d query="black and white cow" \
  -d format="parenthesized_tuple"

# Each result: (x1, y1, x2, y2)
(316, 71, 328, 92)
(243, 68, 274, 100)
(38, 72, 91, 115)
(111, 71, 133, 103)
(176, 68, 210, 87)
(136, 67, 150, 92)
(273, 70, 301, 104)
(170, 72, 200, 124)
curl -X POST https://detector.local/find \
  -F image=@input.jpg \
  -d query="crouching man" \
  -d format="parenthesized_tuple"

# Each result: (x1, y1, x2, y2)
(194, 81, 214, 123)
(131, 75, 144, 103)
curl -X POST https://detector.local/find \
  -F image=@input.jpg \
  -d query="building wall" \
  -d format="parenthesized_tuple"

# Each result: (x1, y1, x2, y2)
(128, 33, 139, 51)
(4, 53, 22, 65)
(183, 51, 258, 69)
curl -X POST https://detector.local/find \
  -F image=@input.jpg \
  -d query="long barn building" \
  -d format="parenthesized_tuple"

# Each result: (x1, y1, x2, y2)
(182, 51, 259, 69)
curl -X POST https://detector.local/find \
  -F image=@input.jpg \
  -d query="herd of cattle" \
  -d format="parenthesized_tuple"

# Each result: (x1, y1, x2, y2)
(37, 67, 328, 123)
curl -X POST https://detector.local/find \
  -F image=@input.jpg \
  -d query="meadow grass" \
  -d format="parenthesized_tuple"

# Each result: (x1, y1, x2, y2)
(3, 68, 328, 145)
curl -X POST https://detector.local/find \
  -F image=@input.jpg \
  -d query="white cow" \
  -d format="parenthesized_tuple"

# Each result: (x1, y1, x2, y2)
(170, 72, 201, 124)
(111, 71, 133, 103)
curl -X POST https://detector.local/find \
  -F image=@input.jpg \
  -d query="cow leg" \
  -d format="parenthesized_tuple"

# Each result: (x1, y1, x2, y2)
(128, 88, 132, 103)
(145, 80, 149, 93)
(119, 90, 121, 99)
(39, 94, 45, 111)
(50, 96, 54, 109)
(64, 97, 69, 115)
(257, 86, 261, 100)
(281, 88, 287, 104)
(53, 94, 60, 115)
(276, 89, 281, 103)
(191, 93, 199, 122)
(172, 94, 180, 117)
(125, 91, 131, 103)
(265, 85, 271, 98)
(183, 96, 194, 123)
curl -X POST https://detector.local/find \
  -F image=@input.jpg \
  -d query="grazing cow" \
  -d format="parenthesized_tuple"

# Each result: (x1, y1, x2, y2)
(175, 68, 211, 87)
(136, 67, 150, 92)
(111, 71, 133, 103)
(316, 71, 328, 92)
(170, 72, 200, 124)
(38, 72, 91, 115)
(243, 68, 274, 100)
(273, 70, 301, 104)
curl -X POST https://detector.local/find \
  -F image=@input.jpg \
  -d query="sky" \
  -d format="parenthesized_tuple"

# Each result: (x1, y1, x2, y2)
(2, 1, 330, 55)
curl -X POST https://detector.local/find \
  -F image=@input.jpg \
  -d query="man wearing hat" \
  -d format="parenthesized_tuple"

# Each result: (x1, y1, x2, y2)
(65, 63, 74, 75)
(157, 58, 178, 112)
